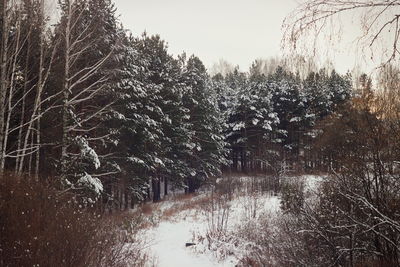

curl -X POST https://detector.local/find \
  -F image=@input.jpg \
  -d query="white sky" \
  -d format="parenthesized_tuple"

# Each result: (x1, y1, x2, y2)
(112, 0, 366, 74)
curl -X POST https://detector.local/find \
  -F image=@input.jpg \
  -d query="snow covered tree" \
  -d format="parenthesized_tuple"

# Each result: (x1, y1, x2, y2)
(268, 67, 303, 160)
(302, 69, 352, 169)
(224, 68, 248, 171)
(182, 55, 228, 192)
(0, 0, 61, 178)
(109, 34, 193, 203)
(49, 0, 124, 198)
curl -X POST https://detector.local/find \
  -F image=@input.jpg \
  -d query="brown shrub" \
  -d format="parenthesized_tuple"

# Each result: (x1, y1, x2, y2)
(140, 203, 154, 215)
(161, 194, 211, 220)
(0, 174, 147, 267)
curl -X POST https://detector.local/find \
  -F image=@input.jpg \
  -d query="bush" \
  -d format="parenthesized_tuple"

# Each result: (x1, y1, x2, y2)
(0, 174, 147, 267)
(280, 177, 305, 214)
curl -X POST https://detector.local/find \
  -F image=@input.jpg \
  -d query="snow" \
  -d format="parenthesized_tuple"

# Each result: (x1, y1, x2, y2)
(77, 172, 103, 195)
(154, 157, 165, 167)
(232, 121, 245, 131)
(140, 175, 323, 266)
(143, 192, 280, 265)
(77, 137, 101, 169)
(146, 216, 233, 267)
(142, 196, 238, 266)
(303, 174, 325, 193)
(129, 157, 145, 165)
(289, 116, 301, 122)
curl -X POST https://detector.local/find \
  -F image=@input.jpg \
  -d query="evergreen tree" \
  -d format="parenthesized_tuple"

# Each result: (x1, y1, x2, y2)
(182, 56, 228, 192)
(51, 0, 123, 199)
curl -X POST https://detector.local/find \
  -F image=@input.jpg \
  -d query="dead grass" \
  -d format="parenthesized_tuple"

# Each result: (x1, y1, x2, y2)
(161, 193, 214, 220)
(0, 174, 148, 267)
(117, 193, 215, 229)
(140, 203, 154, 215)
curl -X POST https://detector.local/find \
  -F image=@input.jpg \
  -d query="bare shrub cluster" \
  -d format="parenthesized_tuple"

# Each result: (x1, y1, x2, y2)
(231, 98, 400, 266)
(203, 192, 231, 239)
(194, 175, 279, 262)
(0, 174, 148, 267)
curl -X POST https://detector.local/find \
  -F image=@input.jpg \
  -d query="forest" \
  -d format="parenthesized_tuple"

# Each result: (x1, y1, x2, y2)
(1, 0, 399, 266)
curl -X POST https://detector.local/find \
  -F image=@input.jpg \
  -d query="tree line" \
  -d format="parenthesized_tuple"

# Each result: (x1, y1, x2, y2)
(216, 63, 351, 174)
(0, 0, 354, 209)
(276, 70, 400, 266)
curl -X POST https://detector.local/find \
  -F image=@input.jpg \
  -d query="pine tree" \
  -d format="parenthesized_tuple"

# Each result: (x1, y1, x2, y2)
(182, 55, 228, 192)
(51, 0, 123, 199)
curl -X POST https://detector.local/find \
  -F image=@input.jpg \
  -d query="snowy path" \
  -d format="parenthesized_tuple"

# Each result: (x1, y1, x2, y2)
(141, 175, 321, 266)
(146, 215, 234, 267)
(143, 194, 281, 266)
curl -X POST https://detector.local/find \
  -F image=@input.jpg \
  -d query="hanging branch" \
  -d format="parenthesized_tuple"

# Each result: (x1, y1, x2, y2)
(283, 0, 400, 67)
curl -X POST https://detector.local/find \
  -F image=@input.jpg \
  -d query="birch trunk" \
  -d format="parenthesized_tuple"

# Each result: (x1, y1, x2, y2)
(15, 30, 30, 172)
(34, 0, 45, 180)
(60, 0, 72, 180)
(18, 0, 54, 175)
(1, 12, 22, 171)
(0, 0, 9, 173)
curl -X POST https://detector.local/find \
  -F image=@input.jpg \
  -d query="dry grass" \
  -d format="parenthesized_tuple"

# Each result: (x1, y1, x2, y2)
(117, 193, 216, 229)
(0, 174, 148, 267)
(161, 193, 214, 220)
(140, 203, 154, 215)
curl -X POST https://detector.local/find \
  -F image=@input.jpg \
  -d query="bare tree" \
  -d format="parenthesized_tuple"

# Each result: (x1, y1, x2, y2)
(283, 0, 400, 66)
(4, 1, 59, 176)
(0, 0, 10, 173)
(57, 0, 117, 184)
(209, 58, 236, 77)
(377, 64, 400, 118)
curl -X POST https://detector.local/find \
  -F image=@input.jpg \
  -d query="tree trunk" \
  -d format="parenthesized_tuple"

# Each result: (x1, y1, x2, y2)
(61, 1, 72, 180)
(152, 178, 160, 202)
(15, 27, 30, 173)
(0, 0, 9, 173)
(2, 14, 21, 171)
(35, 0, 45, 180)
(241, 149, 246, 173)
(164, 176, 168, 196)
(232, 150, 238, 172)
(187, 176, 196, 193)
(130, 194, 135, 209)
(124, 189, 128, 210)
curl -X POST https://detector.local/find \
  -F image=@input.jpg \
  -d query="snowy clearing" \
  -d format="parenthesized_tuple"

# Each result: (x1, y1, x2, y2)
(145, 211, 234, 267)
(140, 175, 298, 267)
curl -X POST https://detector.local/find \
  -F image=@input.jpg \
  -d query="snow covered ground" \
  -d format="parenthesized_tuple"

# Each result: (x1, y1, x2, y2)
(145, 210, 234, 267)
(140, 175, 324, 267)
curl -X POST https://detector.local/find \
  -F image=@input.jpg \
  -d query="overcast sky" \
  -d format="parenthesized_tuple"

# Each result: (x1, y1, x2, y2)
(112, 0, 366, 74)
